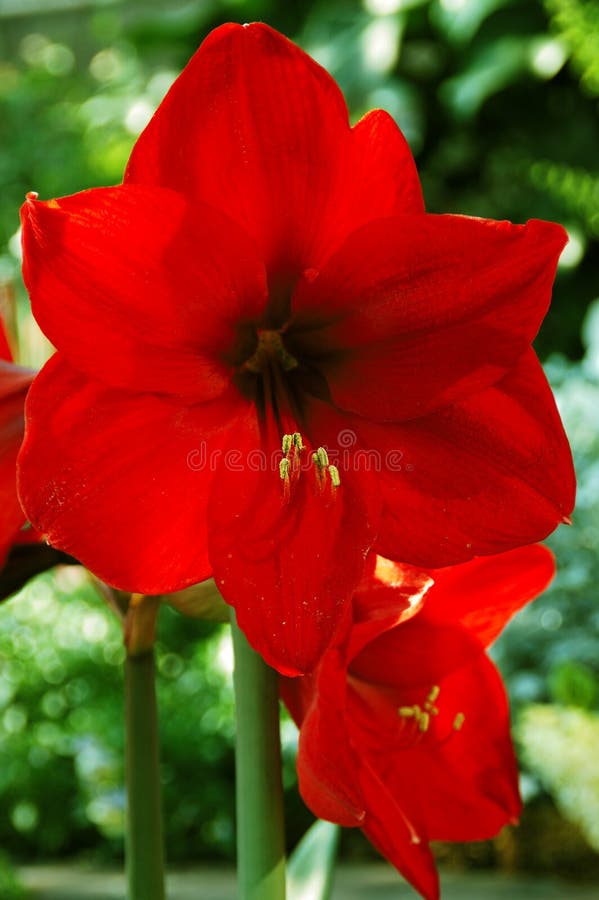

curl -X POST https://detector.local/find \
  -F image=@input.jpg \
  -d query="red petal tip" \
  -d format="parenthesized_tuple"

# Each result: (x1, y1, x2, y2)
(561, 515, 573, 526)
(25, 191, 38, 202)
(528, 218, 569, 253)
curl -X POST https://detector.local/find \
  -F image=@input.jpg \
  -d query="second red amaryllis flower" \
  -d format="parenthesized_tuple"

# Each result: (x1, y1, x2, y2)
(281, 544, 556, 900)
(18, 23, 574, 675)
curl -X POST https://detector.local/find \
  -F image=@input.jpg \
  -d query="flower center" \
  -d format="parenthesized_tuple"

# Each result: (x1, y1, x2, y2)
(243, 329, 298, 374)
(397, 684, 465, 746)
(233, 318, 333, 429)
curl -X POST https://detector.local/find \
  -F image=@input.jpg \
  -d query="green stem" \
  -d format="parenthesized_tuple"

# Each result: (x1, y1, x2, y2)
(230, 610, 287, 900)
(125, 649, 166, 900)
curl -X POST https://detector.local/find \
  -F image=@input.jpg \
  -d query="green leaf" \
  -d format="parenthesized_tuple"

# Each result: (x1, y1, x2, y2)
(287, 819, 340, 900)
(548, 660, 599, 709)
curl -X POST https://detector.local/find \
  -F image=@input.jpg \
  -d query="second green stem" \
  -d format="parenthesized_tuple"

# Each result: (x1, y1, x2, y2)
(230, 610, 287, 900)
(125, 649, 166, 900)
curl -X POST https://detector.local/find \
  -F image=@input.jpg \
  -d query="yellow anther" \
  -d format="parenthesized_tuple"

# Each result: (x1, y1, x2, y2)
(398, 687, 463, 746)
(328, 465, 341, 487)
(282, 434, 292, 455)
(427, 685, 440, 704)
(292, 432, 304, 451)
(314, 447, 329, 468)
(279, 458, 290, 480)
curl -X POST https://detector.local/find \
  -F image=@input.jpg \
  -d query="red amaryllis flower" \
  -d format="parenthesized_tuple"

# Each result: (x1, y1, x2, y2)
(281, 544, 556, 900)
(18, 23, 574, 675)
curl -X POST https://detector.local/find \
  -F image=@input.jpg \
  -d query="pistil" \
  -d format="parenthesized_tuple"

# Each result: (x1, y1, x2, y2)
(243, 329, 299, 374)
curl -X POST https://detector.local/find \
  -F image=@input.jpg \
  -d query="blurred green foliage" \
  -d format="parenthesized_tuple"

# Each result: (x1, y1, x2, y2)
(0, 568, 309, 862)
(546, 0, 599, 94)
(0, 569, 237, 862)
(0, 0, 598, 872)
(519, 704, 599, 853)
(0, 850, 26, 900)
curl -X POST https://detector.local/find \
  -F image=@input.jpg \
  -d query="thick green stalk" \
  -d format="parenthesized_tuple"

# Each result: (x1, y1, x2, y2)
(125, 649, 166, 900)
(230, 610, 287, 900)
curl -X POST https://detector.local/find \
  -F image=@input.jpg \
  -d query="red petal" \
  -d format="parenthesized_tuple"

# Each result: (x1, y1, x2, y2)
(312, 109, 425, 266)
(21, 186, 267, 401)
(281, 647, 366, 826)
(306, 351, 574, 567)
(290, 650, 439, 900)
(17, 355, 249, 592)
(0, 362, 34, 564)
(126, 24, 422, 279)
(208, 418, 378, 675)
(291, 215, 567, 421)
(423, 544, 555, 647)
(350, 109, 424, 216)
(348, 557, 434, 661)
(358, 762, 440, 900)
(0, 317, 13, 362)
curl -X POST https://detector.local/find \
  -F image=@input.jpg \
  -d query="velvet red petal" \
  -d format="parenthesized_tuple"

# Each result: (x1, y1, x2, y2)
(291, 215, 567, 421)
(17, 354, 250, 593)
(306, 350, 573, 568)
(349, 546, 554, 664)
(422, 544, 555, 647)
(0, 317, 13, 362)
(311, 109, 425, 266)
(348, 558, 433, 661)
(125, 23, 423, 279)
(0, 361, 34, 565)
(350, 109, 424, 217)
(21, 186, 267, 401)
(358, 762, 440, 900)
(281, 647, 367, 826)
(283, 624, 456, 877)
(208, 422, 379, 676)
